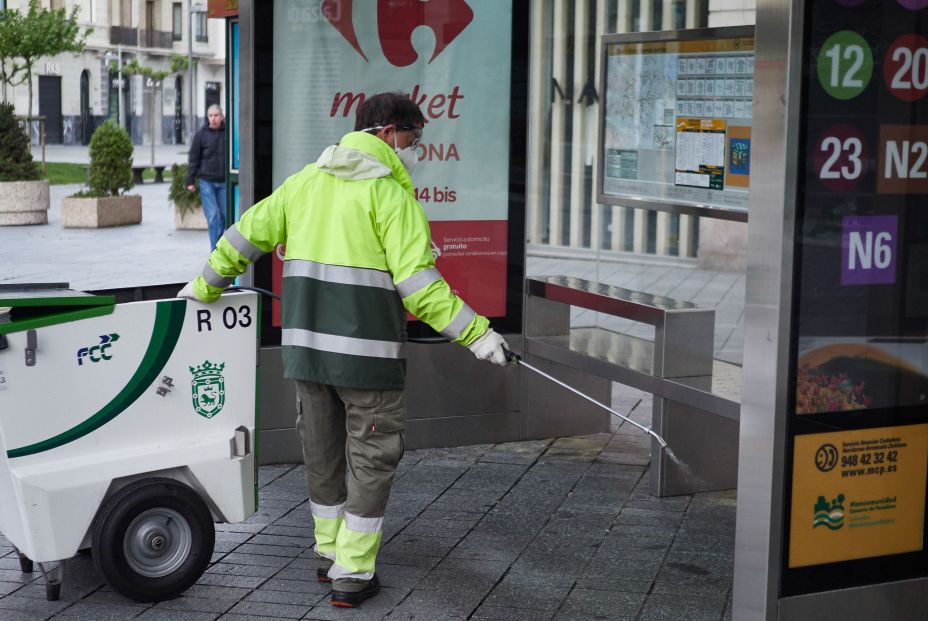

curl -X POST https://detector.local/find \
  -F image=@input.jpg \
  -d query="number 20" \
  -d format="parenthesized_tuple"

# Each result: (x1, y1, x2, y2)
(891, 46, 928, 90)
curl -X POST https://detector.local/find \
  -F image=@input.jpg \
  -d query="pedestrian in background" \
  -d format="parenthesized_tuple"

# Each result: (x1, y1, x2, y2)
(178, 92, 510, 608)
(186, 104, 227, 250)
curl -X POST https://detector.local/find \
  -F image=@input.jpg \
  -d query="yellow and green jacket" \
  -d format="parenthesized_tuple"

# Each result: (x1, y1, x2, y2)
(191, 131, 489, 389)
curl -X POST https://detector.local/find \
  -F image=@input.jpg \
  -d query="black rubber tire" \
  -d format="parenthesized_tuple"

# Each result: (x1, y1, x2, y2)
(18, 553, 33, 573)
(45, 581, 60, 601)
(91, 478, 214, 603)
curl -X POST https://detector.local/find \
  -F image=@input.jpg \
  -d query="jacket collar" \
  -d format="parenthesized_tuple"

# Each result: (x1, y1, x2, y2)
(335, 131, 415, 196)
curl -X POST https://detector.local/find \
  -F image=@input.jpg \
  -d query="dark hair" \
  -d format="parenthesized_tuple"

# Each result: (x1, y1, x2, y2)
(354, 92, 425, 131)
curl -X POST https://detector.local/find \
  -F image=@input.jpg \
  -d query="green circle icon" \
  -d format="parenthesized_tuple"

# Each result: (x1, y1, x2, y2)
(816, 31, 873, 100)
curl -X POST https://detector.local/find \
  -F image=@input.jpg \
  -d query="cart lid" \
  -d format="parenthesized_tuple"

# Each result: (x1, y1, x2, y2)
(0, 284, 115, 335)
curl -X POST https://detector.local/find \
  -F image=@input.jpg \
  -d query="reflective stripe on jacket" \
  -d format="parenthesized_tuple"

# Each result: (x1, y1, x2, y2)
(192, 130, 489, 389)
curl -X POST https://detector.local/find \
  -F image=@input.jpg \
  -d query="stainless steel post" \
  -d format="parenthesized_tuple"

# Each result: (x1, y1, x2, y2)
(118, 44, 124, 130)
(187, 3, 194, 146)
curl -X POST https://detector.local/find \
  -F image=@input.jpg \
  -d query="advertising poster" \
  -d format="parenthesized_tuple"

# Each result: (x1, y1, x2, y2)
(600, 34, 754, 213)
(791, 0, 928, 417)
(789, 424, 928, 568)
(208, 0, 239, 18)
(783, 0, 928, 597)
(270, 0, 513, 327)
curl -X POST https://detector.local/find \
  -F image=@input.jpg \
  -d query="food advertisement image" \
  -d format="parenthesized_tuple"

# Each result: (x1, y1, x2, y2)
(796, 337, 928, 415)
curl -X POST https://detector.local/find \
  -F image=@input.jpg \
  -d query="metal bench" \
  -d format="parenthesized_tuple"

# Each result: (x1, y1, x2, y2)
(131, 165, 167, 185)
(524, 276, 741, 496)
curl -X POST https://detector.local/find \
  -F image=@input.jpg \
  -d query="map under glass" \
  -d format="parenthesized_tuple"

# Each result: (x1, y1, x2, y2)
(599, 35, 755, 214)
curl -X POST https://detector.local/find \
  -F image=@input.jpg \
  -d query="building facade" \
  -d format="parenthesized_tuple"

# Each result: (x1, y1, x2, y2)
(2, 0, 226, 146)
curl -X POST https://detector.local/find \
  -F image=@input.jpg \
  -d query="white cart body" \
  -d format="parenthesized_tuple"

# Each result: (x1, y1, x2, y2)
(0, 292, 258, 563)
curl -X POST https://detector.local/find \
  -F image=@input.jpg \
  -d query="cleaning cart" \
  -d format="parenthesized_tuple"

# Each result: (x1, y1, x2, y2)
(0, 286, 259, 602)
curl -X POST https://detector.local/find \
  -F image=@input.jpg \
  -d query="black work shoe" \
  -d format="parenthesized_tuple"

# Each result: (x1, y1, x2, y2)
(330, 574, 380, 608)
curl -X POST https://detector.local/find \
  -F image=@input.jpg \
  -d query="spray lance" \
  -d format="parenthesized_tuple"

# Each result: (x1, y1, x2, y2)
(502, 348, 668, 449)
(219, 289, 670, 450)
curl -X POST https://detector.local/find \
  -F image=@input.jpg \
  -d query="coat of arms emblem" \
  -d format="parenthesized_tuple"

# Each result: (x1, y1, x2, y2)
(190, 360, 226, 419)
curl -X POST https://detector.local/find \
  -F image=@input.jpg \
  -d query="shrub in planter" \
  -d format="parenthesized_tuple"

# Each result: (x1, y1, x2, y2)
(0, 101, 49, 226)
(87, 120, 134, 197)
(169, 163, 206, 230)
(62, 121, 141, 228)
(0, 102, 39, 182)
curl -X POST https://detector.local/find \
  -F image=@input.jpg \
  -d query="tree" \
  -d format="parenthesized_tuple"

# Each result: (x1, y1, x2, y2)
(0, 10, 25, 104)
(121, 55, 188, 167)
(8, 0, 92, 116)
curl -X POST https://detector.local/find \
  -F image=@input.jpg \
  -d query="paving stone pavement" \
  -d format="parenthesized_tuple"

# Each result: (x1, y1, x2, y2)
(0, 389, 736, 620)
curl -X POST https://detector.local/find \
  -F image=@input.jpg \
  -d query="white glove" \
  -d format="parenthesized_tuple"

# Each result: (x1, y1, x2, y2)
(468, 329, 509, 366)
(176, 281, 201, 301)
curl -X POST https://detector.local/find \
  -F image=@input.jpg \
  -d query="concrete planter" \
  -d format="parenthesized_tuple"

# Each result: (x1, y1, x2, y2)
(175, 206, 207, 230)
(0, 180, 50, 226)
(62, 195, 142, 228)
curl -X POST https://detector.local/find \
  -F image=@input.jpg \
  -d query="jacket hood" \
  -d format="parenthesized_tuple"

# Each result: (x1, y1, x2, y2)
(316, 131, 415, 196)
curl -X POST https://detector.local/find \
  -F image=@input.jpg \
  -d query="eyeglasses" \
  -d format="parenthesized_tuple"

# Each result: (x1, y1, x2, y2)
(361, 124, 422, 149)
(396, 125, 423, 149)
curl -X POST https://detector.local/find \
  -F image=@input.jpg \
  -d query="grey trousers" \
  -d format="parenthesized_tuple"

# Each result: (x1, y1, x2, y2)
(295, 380, 406, 519)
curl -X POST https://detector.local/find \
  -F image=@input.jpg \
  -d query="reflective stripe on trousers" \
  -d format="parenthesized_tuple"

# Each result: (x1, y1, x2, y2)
(310, 501, 344, 561)
(329, 513, 386, 581)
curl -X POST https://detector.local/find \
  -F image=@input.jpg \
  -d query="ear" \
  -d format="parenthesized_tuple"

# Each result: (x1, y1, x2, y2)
(377, 125, 395, 143)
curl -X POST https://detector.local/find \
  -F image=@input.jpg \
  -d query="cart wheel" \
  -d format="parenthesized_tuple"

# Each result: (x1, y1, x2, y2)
(18, 552, 33, 573)
(91, 478, 214, 603)
(45, 581, 60, 601)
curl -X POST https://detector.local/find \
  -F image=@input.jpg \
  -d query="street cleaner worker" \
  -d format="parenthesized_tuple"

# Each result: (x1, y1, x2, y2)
(177, 92, 510, 608)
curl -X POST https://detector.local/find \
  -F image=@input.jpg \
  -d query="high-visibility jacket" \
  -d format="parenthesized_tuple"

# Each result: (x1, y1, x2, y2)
(191, 130, 489, 389)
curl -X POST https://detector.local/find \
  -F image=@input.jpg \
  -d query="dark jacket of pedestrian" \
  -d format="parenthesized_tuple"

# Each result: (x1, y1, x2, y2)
(186, 122, 226, 185)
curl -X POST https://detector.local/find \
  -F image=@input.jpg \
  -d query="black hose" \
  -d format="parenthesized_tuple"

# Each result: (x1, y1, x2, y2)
(227, 286, 282, 301)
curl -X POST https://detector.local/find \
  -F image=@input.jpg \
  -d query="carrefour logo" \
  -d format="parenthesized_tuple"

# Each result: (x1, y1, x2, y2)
(77, 333, 119, 366)
(320, 0, 474, 67)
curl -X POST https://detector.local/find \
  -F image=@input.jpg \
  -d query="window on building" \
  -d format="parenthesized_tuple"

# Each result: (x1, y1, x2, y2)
(147, 0, 159, 30)
(195, 11, 208, 43)
(50, 0, 64, 9)
(172, 3, 182, 40)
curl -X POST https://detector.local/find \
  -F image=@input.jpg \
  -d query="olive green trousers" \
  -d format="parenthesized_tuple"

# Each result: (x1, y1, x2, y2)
(295, 380, 406, 581)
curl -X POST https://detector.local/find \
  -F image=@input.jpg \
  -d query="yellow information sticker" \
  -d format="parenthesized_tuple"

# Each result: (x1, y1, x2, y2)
(789, 424, 928, 568)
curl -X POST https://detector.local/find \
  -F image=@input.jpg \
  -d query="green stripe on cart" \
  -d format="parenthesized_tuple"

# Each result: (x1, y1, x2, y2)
(7, 300, 187, 459)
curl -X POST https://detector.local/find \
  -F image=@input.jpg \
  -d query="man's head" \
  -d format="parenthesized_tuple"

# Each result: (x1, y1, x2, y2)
(355, 92, 425, 151)
(207, 105, 224, 130)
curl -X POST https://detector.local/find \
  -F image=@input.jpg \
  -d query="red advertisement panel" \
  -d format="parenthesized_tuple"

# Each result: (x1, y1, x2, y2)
(207, 0, 238, 18)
